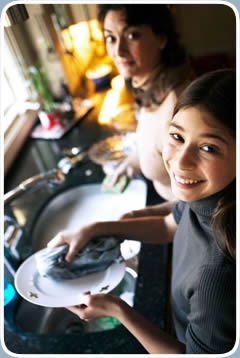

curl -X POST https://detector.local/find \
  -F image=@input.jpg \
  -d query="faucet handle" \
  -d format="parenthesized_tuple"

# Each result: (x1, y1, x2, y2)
(58, 152, 87, 175)
(62, 146, 83, 157)
(39, 168, 65, 184)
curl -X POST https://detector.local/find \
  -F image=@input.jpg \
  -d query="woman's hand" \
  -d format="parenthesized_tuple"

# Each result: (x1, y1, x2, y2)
(47, 225, 94, 263)
(66, 292, 123, 321)
(105, 154, 140, 187)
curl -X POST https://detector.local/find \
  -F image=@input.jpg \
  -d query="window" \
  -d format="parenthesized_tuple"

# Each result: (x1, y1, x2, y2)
(3, 30, 39, 174)
(3, 38, 29, 110)
(3, 31, 37, 132)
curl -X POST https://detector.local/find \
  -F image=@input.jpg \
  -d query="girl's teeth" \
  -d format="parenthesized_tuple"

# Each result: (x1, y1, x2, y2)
(175, 176, 199, 184)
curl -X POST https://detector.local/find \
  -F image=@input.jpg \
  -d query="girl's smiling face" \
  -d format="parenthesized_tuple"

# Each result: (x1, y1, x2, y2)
(163, 106, 236, 202)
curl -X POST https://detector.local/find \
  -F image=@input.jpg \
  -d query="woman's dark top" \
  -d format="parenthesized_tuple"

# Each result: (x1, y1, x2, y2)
(172, 192, 236, 354)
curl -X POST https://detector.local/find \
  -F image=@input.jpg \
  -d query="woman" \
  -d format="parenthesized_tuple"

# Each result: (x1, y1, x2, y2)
(49, 69, 236, 354)
(98, 4, 192, 207)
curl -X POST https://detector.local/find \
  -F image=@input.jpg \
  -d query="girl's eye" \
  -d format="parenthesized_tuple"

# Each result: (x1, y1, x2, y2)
(169, 133, 184, 142)
(105, 35, 115, 44)
(201, 145, 217, 153)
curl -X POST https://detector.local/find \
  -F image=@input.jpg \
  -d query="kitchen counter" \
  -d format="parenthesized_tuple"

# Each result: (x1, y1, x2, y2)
(4, 101, 171, 354)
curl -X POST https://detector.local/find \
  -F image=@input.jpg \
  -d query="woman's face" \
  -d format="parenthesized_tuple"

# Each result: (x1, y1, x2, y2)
(163, 107, 236, 202)
(103, 10, 166, 82)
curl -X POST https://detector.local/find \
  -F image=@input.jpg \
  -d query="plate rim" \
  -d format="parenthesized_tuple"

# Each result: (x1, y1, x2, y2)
(14, 253, 126, 308)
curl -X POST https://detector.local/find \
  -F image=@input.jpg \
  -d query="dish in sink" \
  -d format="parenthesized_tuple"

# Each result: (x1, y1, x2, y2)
(15, 254, 125, 307)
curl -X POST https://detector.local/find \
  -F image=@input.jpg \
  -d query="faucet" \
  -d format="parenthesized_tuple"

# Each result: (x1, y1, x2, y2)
(4, 168, 65, 206)
(4, 148, 88, 206)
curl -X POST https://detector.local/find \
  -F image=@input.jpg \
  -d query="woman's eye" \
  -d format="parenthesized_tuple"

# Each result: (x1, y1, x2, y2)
(170, 133, 184, 142)
(127, 31, 141, 40)
(105, 35, 115, 44)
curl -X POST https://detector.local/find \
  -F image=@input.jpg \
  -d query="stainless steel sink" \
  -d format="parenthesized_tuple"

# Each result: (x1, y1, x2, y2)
(13, 180, 147, 334)
(31, 180, 147, 256)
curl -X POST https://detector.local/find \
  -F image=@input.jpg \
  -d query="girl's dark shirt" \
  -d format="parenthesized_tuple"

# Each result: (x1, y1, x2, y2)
(172, 192, 236, 354)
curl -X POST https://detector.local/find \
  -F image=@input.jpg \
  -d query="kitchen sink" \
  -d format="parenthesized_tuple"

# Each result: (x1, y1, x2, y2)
(30, 179, 147, 254)
(13, 179, 147, 335)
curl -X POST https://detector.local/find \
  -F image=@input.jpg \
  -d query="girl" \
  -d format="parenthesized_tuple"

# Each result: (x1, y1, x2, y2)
(48, 69, 236, 354)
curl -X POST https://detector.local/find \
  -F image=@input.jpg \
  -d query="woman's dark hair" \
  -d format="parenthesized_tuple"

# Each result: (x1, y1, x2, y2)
(98, 4, 190, 107)
(174, 69, 236, 261)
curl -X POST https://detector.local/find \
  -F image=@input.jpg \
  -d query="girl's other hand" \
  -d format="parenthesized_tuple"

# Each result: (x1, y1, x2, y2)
(66, 292, 124, 321)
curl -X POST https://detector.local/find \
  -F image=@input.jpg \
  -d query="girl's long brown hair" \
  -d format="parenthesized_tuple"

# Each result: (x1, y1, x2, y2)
(173, 69, 236, 261)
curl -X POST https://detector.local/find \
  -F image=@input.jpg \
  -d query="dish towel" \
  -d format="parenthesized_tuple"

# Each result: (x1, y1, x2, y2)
(35, 238, 123, 281)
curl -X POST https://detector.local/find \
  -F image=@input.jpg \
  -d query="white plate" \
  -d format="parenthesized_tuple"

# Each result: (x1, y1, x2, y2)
(15, 254, 126, 308)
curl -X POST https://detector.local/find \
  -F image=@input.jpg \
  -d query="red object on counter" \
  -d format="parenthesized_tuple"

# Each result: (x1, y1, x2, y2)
(39, 111, 64, 130)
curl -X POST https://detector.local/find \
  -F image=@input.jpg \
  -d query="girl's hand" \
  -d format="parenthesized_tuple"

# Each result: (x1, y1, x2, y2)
(47, 225, 94, 262)
(66, 292, 123, 321)
(120, 201, 178, 220)
(67, 292, 185, 354)
(120, 207, 161, 220)
(120, 208, 151, 220)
